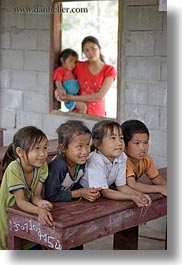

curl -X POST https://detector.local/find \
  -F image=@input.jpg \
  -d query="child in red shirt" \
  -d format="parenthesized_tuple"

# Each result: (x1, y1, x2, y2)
(54, 49, 87, 114)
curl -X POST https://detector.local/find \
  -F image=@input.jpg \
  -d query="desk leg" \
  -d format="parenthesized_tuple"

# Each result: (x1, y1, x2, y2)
(8, 233, 21, 250)
(165, 222, 167, 250)
(113, 226, 138, 250)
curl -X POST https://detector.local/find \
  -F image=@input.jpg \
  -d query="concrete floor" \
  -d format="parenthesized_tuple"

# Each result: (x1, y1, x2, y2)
(83, 222, 166, 250)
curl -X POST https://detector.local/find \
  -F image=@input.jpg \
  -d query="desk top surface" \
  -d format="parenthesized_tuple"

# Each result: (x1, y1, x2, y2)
(8, 168, 167, 228)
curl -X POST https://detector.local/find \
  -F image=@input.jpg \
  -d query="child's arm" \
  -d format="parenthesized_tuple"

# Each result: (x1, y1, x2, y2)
(32, 181, 53, 211)
(101, 187, 151, 207)
(54, 80, 66, 101)
(127, 175, 167, 196)
(13, 188, 53, 226)
(71, 187, 101, 202)
(60, 76, 114, 102)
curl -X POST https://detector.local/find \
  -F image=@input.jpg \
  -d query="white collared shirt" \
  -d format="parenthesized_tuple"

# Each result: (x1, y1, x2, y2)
(80, 150, 127, 189)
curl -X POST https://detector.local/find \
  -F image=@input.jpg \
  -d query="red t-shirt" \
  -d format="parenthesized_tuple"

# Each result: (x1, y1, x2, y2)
(53, 66, 75, 82)
(74, 61, 116, 116)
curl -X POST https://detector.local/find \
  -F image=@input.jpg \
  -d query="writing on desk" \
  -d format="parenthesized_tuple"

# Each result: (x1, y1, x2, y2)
(9, 219, 62, 250)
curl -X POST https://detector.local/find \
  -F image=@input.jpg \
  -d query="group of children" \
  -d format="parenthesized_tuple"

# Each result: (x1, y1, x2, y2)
(0, 119, 167, 250)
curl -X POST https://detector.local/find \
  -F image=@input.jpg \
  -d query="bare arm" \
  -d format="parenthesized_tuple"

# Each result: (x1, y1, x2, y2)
(101, 187, 151, 207)
(32, 181, 53, 211)
(60, 76, 114, 102)
(127, 175, 167, 196)
(71, 187, 101, 202)
(13, 187, 53, 226)
(54, 80, 66, 101)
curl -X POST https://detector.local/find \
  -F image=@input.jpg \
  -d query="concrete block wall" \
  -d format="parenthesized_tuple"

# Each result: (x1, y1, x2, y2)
(0, 0, 167, 169)
(120, 0, 167, 168)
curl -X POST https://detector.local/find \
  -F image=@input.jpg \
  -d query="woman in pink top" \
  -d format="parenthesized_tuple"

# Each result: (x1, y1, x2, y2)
(59, 36, 116, 117)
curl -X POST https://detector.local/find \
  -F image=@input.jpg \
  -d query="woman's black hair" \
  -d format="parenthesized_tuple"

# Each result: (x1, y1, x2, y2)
(121, 119, 150, 146)
(56, 48, 78, 67)
(81, 36, 105, 63)
(56, 120, 91, 155)
(91, 120, 122, 151)
(2, 126, 47, 172)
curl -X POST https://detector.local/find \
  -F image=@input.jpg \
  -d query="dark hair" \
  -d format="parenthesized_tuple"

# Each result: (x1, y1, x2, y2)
(81, 36, 105, 63)
(56, 48, 78, 67)
(56, 120, 91, 153)
(121, 120, 150, 146)
(2, 126, 47, 171)
(91, 120, 122, 151)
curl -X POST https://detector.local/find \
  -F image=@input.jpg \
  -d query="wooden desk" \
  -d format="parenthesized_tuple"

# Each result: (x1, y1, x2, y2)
(7, 168, 167, 250)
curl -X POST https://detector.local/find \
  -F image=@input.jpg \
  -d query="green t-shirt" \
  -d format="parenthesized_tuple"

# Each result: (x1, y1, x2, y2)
(0, 159, 48, 250)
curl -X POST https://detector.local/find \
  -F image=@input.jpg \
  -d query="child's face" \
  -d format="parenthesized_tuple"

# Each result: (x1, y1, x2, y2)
(63, 133, 90, 165)
(20, 137, 48, 169)
(62, 55, 77, 70)
(97, 127, 125, 162)
(125, 133, 149, 160)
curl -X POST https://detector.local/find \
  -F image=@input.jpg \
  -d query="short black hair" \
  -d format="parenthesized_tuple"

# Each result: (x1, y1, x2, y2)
(121, 120, 149, 146)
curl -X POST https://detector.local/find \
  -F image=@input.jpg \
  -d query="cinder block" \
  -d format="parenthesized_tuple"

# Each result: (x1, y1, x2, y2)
(25, 13, 50, 29)
(159, 107, 167, 131)
(161, 61, 167, 81)
(126, 57, 161, 81)
(149, 131, 167, 157)
(0, 69, 11, 88)
(154, 32, 167, 56)
(0, 89, 23, 109)
(16, 111, 43, 128)
(12, 70, 37, 90)
(0, 108, 16, 129)
(23, 91, 49, 113)
(126, 6, 163, 30)
(11, 29, 37, 50)
(23, 51, 49, 71)
(0, 12, 25, 29)
(37, 72, 49, 92)
(125, 32, 155, 56)
(148, 82, 167, 106)
(125, 82, 148, 104)
(125, 104, 160, 130)
(37, 30, 50, 50)
(1, 31, 11, 49)
(1, 49, 23, 69)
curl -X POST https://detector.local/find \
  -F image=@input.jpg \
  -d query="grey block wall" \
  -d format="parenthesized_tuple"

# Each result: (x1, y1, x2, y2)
(120, 0, 167, 168)
(0, 0, 167, 169)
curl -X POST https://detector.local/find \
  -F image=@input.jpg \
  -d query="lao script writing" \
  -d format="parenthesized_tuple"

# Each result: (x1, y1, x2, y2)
(9, 219, 62, 250)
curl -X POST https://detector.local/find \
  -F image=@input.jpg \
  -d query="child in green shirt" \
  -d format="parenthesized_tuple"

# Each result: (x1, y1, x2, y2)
(0, 126, 53, 250)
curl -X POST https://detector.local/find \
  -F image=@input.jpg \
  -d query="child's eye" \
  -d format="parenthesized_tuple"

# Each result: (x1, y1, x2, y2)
(44, 146, 48, 150)
(34, 146, 40, 150)
(145, 141, 149, 145)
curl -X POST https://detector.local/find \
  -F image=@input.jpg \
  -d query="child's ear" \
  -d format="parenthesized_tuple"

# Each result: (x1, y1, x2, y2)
(93, 139, 99, 148)
(15, 147, 24, 157)
(59, 144, 65, 153)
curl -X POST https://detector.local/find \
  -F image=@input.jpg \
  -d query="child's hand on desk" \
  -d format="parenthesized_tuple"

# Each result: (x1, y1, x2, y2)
(38, 208, 53, 227)
(160, 184, 167, 196)
(81, 187, 101, 202)
(132, 193, 152, 208)
(37, 199, 53, 211)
